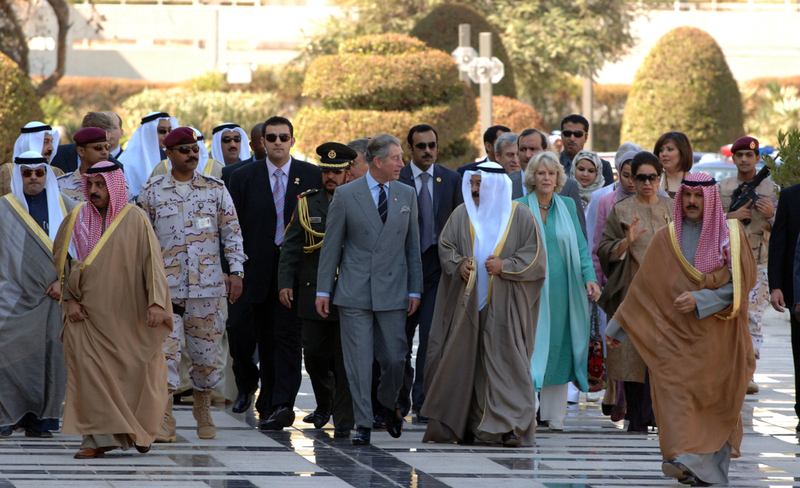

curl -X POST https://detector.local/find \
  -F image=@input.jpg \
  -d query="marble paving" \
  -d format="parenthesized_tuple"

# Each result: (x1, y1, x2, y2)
(1, 309, 797, 487)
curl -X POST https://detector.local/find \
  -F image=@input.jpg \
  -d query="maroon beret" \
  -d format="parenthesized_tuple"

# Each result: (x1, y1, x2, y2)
(74, 127, 107, 145)
(163, 127, 197, 148)
(731, 136, 759, 154)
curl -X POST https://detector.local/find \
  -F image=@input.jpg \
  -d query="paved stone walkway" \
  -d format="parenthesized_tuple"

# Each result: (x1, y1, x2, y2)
(0, 309, 797, 487)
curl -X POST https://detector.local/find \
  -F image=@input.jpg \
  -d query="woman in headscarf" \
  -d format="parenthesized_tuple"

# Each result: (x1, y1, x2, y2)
(516, 151, 601, 431)
(572, 150, 605, 214)
(597, 151, 673, 433)
(654, 132, 693, 198)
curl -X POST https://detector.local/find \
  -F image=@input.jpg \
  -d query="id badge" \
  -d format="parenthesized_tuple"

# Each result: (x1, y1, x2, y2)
(195, 217, 212, 229)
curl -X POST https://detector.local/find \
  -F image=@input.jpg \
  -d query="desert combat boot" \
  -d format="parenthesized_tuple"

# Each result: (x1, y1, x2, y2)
(193, 389, 216, 439)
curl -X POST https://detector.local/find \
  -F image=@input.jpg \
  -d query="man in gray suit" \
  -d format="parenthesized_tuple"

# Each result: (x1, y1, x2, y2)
(316, 134, 424, 446)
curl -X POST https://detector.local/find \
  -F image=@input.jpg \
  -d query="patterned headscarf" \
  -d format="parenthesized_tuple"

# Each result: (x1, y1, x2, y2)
(672, 172, 731, 273)
(71, 161, 129, 261)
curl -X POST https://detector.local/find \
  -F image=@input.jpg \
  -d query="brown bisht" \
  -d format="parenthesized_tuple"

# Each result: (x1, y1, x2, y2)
(53, 203, 173, 447)
(422, 202, 546, 446)
(612, 220, 756, 460)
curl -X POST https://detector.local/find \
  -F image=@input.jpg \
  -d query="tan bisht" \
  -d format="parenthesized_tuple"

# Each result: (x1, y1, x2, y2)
(612, 221, 756, 460)
(53, 202, 173, 447)
(422, 202, 546, 446)
(598, 195, 672, 382)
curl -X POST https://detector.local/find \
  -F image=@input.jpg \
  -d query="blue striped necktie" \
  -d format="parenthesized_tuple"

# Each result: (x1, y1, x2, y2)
(273, 168, 285, 245)
(378, 183, 387, 224)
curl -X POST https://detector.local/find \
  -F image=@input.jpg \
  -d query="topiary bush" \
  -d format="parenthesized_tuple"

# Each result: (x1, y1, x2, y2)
(467, 96, 545, 154)
(304, 50, 462, 111)
(296, 33, 479, 167)
(620, 27, 744, 152)
(0, 53, 43, 163)
(410, 3, 516, 99)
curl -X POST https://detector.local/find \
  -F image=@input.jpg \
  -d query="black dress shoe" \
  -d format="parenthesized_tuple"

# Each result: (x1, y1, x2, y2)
(458, 429, 475, 445)
(602, 403, 613, 416)
(385, 405, 403, 439)
(260, 406, 295, 431)
(372, 414, 386, 430)
(352, 427, 371, 445)
(334, 427, 351, 438)
(303, 412, 315, 423)
(413, 411, 429, 424)
(501, 431, 521, 447)
(232, 391, 254, 414)
(313, 411, 331, 429)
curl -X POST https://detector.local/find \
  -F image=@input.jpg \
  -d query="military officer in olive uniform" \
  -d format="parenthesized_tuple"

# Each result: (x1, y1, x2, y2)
(278, 142, 356, 438)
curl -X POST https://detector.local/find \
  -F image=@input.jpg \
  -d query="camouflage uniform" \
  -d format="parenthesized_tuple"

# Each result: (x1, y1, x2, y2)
(57, 170, 132, 204)
(140, 171, 246, 392)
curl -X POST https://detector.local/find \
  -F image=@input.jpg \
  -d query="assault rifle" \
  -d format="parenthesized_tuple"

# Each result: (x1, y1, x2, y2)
(729, 165, 771, 225)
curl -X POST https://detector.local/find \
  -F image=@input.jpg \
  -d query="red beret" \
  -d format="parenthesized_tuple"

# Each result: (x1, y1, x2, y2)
(163, 127, 197, 148)
(74, 127, 107, 145)
(731, 136, 759, 154)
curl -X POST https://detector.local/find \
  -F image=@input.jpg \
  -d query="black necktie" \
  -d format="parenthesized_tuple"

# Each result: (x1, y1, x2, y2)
(378, 183, 387, 224)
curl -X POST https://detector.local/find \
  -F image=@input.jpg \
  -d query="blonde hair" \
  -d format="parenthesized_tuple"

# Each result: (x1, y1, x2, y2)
(524, 151, 566, 194)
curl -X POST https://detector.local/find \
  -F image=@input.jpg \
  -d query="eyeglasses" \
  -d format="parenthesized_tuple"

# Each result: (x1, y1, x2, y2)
(21, 168, 46, 178)
(174, 145, 200, 154)
(158, 128, 172, 135)
(265, 133, 291, 143)
(634, 173, 659, 183)
(414, 142, 437, 150)
(222, 136, 241, 144)
(562, 130, 585, 139)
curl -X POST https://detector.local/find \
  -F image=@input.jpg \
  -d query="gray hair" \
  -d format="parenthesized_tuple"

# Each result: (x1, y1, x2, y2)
(524, 150, 567, 194)
(347, 137, 370, 157)
(365, 134, 400, 166)
(494, 132, 519, 158)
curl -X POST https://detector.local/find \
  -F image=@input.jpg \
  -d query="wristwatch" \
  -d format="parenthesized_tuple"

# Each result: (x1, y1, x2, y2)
(231, 271, 244, 279)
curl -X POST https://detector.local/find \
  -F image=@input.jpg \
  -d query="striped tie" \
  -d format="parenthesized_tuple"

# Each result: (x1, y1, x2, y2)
(273, 168, 286, 245)
(378, 183, 388, 224)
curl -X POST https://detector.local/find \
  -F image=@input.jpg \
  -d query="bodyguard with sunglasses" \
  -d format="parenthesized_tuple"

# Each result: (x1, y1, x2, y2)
(559, 114, 614, 186)
(397, 124, 462, 422)
(57, 127, 132, 204)
(228, 116, 322, 430)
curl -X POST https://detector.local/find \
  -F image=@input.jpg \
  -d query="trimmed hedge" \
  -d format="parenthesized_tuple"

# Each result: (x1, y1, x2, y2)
(410, 3, 516, 99)
(468, 96, 545, 154)
(295, 84, 479, 168)
(52, 76, 175, 112)
(339, 34, 428, 56)
(304, 50, 461, 111)
(1, 53, 43, 163)
(620, 27, 744, 152)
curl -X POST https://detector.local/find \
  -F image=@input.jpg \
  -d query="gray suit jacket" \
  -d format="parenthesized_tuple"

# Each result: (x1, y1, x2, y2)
(317, 176, 424, 311)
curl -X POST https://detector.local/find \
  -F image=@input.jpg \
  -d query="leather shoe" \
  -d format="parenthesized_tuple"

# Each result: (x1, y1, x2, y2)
(135, 444, 150, 454)
(334, 427, 351, 438)
(662, 460, 711, 486)
(372, 414, 386, 430)
(352, 427, 371, 445)
(302, 412, 315, 424)
(385, 405, 403, 439)
(25, 428, 53, 438)
(259, 406, 295, 431)
(501, 431, 521, 447)
(313, 411, 331, 429)
(413, 411, 429, 424)
(74, 447, 105, 459)
(458, 429, 475, 445)
(232, 390, 255, 414)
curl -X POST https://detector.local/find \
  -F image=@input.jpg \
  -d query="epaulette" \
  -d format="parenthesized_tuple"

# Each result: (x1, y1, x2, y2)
(298, 188, 321, 199)
(141, 173, 168, 190)
(199, 173, 224, 186)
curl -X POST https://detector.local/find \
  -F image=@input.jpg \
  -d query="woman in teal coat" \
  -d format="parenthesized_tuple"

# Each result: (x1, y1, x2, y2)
(516, 151, 600, 431)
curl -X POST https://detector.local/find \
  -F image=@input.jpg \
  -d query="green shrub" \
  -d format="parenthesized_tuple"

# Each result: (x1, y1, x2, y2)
(620, 27, 744, 152)
(339, 33, 428, 56)
(184, 69, 228, 92)
(295, 84, 478, 168)
(304, 50, 462, 111)
(52, 76, 175, 112)
(467, 96, 545, 154)
(410, 3, 516, 99)
(763, 128, 800, 188)
(0, 53, 43, 163)
(120, 88, 282, 139)
(250, 63, 306, 109)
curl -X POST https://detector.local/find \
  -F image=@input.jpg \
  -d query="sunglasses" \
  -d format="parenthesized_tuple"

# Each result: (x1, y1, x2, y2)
(562, 130, 585, 139)
(222, 136, 241, 144)
(158, 128, 172, 135)
(634, 173, 659, 183)
(173, 145, 200, 154)
(414, 142, 437, 150)
(21, 168, 46, 178)
(265, 133, 291, 143)
(86, 143, 110, 151)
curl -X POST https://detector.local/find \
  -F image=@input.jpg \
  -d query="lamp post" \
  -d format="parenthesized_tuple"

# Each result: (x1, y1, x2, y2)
(451, 27, 504, 138)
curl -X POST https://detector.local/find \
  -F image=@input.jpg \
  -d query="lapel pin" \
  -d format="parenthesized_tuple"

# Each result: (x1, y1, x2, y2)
(436, 177, 442, 182)
(294, 178, 300, 185)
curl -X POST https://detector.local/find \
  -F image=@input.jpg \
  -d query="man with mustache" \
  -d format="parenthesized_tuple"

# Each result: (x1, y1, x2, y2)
(606, 172, 756, 485)
(397, 124, 462, 422)
(57, 128, 132, 204)
(50, 113, 125, 175)
(53, 160, 172, 459)
(139, 127, 246, 442)
(211, 123, 251, 167)
(1, 122, 64, 196)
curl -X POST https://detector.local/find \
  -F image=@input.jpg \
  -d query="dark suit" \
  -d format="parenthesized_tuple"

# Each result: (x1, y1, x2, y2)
(51, 143, 124, 174)
(768, 183, 800, 419)
(229, 157, 322, 415)
(397, 162, 463, 413)
(221, 157, 254, 187)
(456, 157, 489, 176)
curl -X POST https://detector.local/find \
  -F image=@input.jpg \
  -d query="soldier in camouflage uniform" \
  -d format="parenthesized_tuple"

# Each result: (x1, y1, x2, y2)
(57, 128, 133, 203)
(139, 128, 247, 441)
(277, 142, 356, 438)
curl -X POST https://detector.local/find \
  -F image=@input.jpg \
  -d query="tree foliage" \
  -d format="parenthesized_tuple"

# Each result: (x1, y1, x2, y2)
(620, 27, 744, 152)
(763, 128, 800, 189)
(0, 52, 43, 162)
